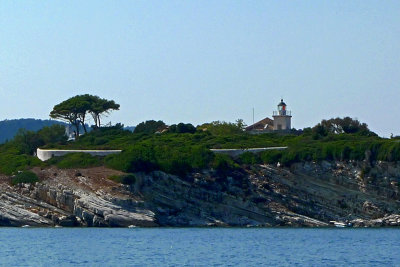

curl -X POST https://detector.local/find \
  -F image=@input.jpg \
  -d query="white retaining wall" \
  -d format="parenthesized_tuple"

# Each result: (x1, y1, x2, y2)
(38, 147, 287, 161)
(37, 148, 122, 161)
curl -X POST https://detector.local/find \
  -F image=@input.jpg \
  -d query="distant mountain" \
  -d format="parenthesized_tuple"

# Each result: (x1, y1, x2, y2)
(0, 118, 66, 143)
(0, 118, 136, 143)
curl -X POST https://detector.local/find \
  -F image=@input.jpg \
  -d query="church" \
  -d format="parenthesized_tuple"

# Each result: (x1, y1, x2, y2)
(245, 99, 292, 133)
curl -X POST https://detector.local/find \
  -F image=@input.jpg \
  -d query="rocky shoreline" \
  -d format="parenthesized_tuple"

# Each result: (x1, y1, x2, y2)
(0, 161, 399, 227)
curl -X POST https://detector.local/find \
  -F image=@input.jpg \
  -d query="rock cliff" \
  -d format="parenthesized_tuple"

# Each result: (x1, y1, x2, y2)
(0, 161, 399, 227)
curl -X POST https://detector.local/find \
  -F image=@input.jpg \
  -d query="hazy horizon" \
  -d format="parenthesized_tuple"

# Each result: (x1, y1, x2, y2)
(1, 1, 399, 137)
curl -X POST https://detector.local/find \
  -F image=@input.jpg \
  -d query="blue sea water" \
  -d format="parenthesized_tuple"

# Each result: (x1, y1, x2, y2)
(0, 228, 399, 266)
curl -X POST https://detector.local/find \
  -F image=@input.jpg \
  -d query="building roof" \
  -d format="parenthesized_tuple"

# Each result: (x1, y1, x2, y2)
(245, 117, 274, 131)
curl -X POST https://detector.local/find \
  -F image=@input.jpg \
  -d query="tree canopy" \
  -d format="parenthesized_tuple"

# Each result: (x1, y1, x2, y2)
(312, 117, 376, 138)
(134, 120, 166, 134)
(50, 94, 119, 138)
(13, 124, 67, 154)
(168, 123, 196, 134)
(85, 95, 120, 129)
(197, 121, 244, 135)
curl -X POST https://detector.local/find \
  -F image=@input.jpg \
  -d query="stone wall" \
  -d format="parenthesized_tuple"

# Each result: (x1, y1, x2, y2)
(37, 148, 122, 161)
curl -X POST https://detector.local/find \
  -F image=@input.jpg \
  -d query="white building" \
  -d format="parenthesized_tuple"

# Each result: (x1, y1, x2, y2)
(272, 99, 292, 131)
(245, 99, 292, 133)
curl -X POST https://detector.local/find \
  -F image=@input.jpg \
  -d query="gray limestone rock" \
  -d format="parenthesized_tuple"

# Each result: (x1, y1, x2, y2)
(1, 161, 400, 227)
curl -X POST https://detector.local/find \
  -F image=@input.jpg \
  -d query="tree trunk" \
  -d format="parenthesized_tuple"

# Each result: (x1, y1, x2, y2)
(91, 112, 98, 129)
(74, 122, 80, 139)
(81, 121, 87, 133)
(80, 114, 87, 133)
(97, 115, 101, 128)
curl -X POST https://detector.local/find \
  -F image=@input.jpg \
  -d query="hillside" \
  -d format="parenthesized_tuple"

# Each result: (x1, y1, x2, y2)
(0, 119, 66, 144)
(0, 121, 400, 227)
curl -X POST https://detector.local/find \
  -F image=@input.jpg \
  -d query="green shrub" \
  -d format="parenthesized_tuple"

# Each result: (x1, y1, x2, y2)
(188, 146, 214, 169)
(0, 151, 42, 175)
(50, 153, 102, 169)
(108, 174, 136, 185)
(280, 150, 299, 166)
(197, 121, 243, 135)
(11, 171, 39, 185)
(169, 123, 196, 134)
(134, 120, 166, 134)
(238, 152, 261, 165)
(121, 174, 136, 185)
(105, 143, 213, 177)
(377, 142, 400, 161)
(105, 144, 158, 173)
(212, 154, 238, 173)
(160, 159, 192, 177)
(260, 150, 283, 164)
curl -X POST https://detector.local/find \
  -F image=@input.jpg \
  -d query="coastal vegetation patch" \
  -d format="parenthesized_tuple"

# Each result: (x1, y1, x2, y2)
(108, 174, 136, 185)
(47, 152, 103, 169)
(1, 95, 400, 179)
(11, 171, 39, 185)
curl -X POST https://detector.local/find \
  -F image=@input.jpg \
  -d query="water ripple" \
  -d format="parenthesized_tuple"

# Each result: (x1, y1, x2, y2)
(0, 228, 399, 266)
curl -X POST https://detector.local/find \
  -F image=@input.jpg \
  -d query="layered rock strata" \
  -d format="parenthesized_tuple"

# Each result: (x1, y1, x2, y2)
(0, 161, 399, 227)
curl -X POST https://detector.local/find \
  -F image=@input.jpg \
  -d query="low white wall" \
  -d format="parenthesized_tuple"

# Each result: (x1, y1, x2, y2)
(37, 148, 122, 161)
(210, 147, 287, 158)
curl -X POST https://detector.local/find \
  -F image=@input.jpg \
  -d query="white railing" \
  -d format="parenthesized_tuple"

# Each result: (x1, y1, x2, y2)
(273, 110, 291, 116)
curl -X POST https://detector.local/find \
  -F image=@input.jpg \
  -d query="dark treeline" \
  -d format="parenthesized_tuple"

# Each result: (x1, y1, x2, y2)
(0, 118, 66, 144)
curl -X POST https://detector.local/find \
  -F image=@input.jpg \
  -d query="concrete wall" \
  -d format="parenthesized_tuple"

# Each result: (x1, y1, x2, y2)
(37, 148, 122, 161)
(38, 147, 287, 161)
(210, 147, 287, 158)
(273, 116, 291, 130)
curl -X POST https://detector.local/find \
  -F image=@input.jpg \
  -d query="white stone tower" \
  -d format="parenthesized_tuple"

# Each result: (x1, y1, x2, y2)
(272, 99, 292, 131)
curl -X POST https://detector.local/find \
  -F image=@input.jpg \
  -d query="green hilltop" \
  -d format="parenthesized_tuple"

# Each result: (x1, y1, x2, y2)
(1, 94, 399, 179)
(1, 117, 400, 178)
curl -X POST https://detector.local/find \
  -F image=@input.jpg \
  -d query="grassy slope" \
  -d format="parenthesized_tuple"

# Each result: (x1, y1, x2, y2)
(1, 126, 400, 176)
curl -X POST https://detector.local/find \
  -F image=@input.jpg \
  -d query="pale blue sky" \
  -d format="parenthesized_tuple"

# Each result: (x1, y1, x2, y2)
(0, 1, 399, 136)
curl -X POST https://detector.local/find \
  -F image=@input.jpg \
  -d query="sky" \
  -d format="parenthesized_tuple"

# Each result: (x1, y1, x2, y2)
(0, 1, 399, 137)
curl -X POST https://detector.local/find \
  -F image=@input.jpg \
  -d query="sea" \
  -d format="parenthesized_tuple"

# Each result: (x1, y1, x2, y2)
(0, 228, 399, 266)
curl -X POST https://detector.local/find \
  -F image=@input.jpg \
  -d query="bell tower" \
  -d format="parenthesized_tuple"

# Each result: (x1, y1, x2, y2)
(272, 99, 292, 131)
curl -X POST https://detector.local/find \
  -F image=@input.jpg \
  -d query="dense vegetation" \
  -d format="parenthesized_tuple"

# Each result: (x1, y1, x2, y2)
(46, 152, 103, 169)
(1, 114, 399, 181)
(134, 120, 166, 134)
(0, 124, 68, 174)
(11, 171, 39, 185)
(108, 174, 136, 185)
(0, 118, 66, 144)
